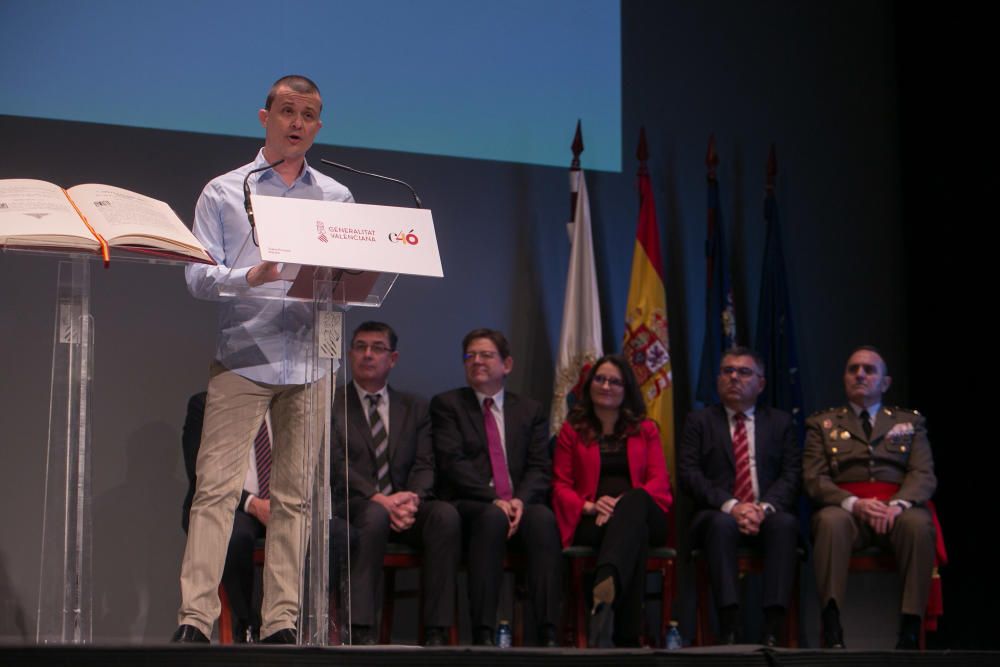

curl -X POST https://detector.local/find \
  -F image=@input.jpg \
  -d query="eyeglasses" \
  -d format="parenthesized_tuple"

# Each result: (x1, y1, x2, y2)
(464, 350, 498, 362)
(593, 374, 625, 388)
(846, 363, 879, 375)
(720, 366, 758, 378)
(352, 341, 393, 355)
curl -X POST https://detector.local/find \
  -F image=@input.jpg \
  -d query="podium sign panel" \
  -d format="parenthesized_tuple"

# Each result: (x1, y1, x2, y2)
(250, 196, 444, 278)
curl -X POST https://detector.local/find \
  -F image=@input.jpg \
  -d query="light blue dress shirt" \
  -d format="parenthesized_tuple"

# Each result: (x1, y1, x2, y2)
(185, 149, 353, 385)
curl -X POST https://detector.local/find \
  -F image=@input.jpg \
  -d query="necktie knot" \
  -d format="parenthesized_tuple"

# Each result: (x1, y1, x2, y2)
(483, 397, 494, 411)
(734, 412, 746, 424)
(367, 393, 381, 408)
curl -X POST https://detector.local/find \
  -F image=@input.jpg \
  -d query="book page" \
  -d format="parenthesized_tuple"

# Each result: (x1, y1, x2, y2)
(0, 179, 96, 248)
(68, 184, 203, 253)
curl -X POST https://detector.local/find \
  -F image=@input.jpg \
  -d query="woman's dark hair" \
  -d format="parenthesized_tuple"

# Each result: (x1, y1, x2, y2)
(567, 354, 646, 441)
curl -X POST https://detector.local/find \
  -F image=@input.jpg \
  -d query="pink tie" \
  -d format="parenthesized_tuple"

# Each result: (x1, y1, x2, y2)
(731, 412, 753, 503)
(483, 397, 513, 500)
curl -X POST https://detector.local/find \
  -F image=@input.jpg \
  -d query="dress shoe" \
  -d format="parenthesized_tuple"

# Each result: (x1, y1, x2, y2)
(171, 624, 209, 643)
(821, 602, 845, 649)
(537, 623, 558, 648)
(761, 633, 779, 648)
(472, 625, 495, 646)
(896, 614, 921, 650)
(261, 628, 297, 644)
(351, 625, 377, 645)
(588, 603, 614, 648)
(423, 626, 448, 646)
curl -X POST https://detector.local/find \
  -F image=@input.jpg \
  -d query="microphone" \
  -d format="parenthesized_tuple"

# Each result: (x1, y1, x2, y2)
(320, 158, 423, 208)
(243, 158, 285, 244)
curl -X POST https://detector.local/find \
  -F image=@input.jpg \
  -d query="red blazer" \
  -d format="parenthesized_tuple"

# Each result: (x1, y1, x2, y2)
(552, 419, 673, 548)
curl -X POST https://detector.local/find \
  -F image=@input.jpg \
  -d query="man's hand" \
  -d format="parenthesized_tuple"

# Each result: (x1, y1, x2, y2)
(247, 261, 282, 287)
(374, 491, 420, 532)
(730, 502, 764, 535)
(853, 497, 901, 535)
(248, 496, 270, 526)
(493, 498, 525, 538)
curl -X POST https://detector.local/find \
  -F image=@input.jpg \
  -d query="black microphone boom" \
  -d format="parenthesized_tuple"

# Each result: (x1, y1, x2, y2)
(243, 158, 285, 244)
(320, 158, 422, 209)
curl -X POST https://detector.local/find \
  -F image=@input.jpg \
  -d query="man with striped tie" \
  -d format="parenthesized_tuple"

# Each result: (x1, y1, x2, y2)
(333, 321, 460, 646)
(678, 347, 801, 646)
(181, 391, 272, 642)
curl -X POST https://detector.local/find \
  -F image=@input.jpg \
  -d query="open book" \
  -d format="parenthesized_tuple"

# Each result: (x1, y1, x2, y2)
(0, 179, 215, 265)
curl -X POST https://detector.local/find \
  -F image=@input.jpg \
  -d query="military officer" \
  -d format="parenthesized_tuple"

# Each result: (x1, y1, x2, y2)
(803, 346, 936, 650)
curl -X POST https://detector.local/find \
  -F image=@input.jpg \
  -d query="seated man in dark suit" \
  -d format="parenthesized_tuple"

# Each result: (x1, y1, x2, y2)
(182, 391, 270, 642)
(804, 346, 937, 650)
(431, 328, 562, 647)
(333, 321, 460, 646)
(678, 347, 801, 646)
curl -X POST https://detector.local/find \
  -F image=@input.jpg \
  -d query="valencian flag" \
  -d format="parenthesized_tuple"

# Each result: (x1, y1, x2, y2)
(755, 145, 804, 437)
(695, 135, 738, 405)
(622, 127, 675, 481)
(550, 121, 604, 435)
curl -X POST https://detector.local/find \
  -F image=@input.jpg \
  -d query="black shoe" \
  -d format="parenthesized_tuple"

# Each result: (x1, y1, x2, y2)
(351, 625, 377, 645)
(718, 604, 740, 645)
(537, 623, 558, 648)
(171, 624, 209, 643)
(895, 614, 921, 650)
(472, 626, 495, 646)
(761, 633, 779, 648)
(821, 603, 845, 649)
(423, 626, 448, 646)
(719, 630, 738, 645)
(588, 603, 614, 648)
(261, 628, 297, 644)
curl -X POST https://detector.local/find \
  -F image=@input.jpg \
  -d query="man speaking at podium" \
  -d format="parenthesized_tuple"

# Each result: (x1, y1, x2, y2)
(174, 75, 353, 644)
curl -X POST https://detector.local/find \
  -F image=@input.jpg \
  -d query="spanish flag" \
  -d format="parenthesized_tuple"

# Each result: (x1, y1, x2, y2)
(622, 127, 675, 482)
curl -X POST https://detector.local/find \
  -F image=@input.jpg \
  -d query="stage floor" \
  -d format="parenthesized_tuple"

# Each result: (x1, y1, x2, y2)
(2, 645, 998, 667)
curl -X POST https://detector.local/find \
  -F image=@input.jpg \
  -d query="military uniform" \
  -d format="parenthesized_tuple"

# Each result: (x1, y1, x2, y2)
(803, 405, 936, 616)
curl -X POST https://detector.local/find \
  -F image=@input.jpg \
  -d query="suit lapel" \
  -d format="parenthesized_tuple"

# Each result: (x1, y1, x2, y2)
(345, 385, 376, 454)
(715, 405, 736, 468)
(870, 406, 894, 443)
(503, 393, 520, 477)
(753, 406, 769, 462)
(387, 386, 404, 462)
(462, 388, 488, 448)
(840, 408, 868, 444)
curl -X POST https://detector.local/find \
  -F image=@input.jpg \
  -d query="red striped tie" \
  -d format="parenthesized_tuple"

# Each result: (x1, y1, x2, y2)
(254, 420, 271, 499)
(731, 412, 753, 503)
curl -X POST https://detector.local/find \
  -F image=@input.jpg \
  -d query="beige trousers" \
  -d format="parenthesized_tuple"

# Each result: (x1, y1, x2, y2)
(178, 362, 323, 637)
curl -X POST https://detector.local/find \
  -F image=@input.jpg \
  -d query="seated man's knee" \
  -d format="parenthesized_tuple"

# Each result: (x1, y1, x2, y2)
(893, 507, 935, 541)
(812, 505, 852, 538)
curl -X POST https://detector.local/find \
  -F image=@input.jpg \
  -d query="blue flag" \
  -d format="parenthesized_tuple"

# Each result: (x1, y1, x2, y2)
(695, 136, 737, 404)
(755, 146, 804, 439)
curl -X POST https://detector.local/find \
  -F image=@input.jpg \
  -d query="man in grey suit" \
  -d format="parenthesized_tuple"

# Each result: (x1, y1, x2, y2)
(678, 346, 801, 646)
(431, 328, 561, 647)
(333, 321, 460, 646)
(804, 346, 937, 650)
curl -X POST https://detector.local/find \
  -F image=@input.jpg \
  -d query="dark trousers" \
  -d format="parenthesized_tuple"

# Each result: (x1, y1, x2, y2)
(453, 500, 562, 630)
(691, 508, 799, 611)
(347, 497, 461, 628)
(572, 488, 668, 646)
(220, 510, 266, 634)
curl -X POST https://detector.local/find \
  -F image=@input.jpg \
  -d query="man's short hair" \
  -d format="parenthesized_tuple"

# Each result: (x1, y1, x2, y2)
(265, 74, 322, 111)
(848, 345, 889, 374)
(462, 328, 511, 360)
(352, 321, 398, 351)
(720, 346, 766, 376)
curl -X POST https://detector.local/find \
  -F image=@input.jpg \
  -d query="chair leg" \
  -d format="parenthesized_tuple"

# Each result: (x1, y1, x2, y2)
(694, 558, 713, 646)
(660, 560, 675, 648)
(572, 560, 587, 648)
(379, 568, 396, 644)
(218, 585, 232, 644)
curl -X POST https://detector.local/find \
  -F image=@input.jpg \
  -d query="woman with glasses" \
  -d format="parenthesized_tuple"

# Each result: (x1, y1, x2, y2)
(552, 354, 673, 647)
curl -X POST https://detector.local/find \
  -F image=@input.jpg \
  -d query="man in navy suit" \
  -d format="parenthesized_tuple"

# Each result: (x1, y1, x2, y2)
(678, 347, 801, 645)
(431, 328, 561, 646)
(333, 321, 460, 646)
